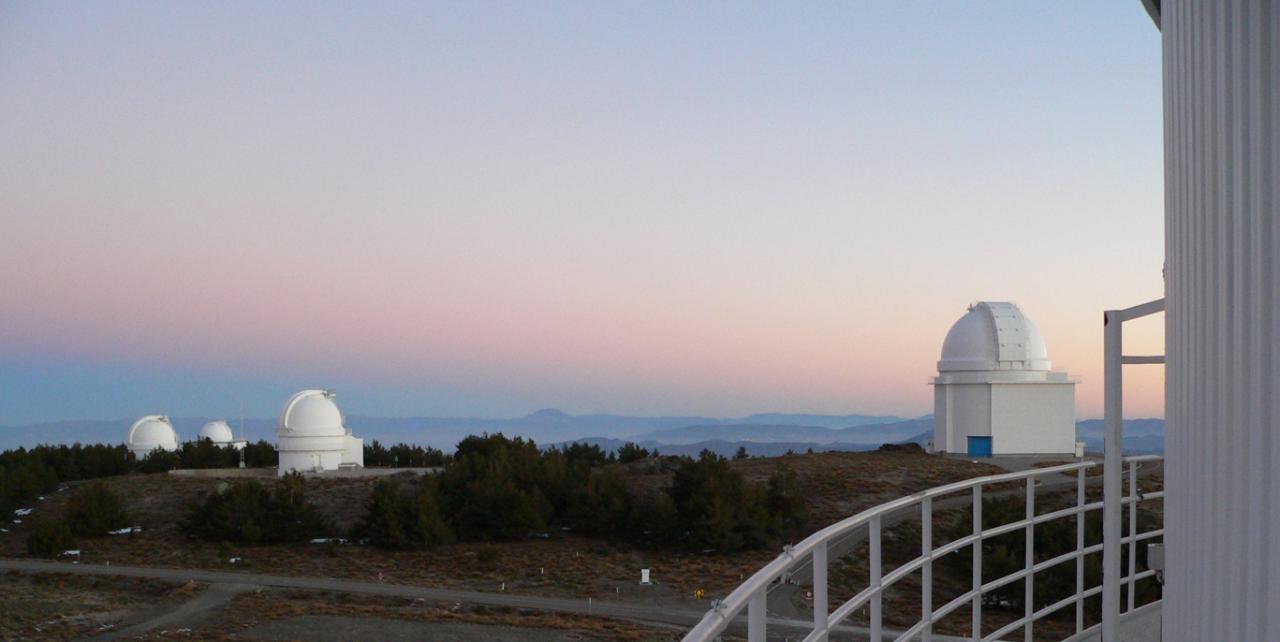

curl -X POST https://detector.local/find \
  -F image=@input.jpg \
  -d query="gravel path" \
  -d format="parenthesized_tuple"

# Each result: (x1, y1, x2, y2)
(241, 615, 586, 641)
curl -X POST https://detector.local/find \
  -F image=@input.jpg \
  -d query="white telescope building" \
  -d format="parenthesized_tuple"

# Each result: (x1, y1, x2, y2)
(198, 420, 246, 450)
(931, 301, 1077, 457)
(276, 389, 363, 475)
(126, 415, 180, 458)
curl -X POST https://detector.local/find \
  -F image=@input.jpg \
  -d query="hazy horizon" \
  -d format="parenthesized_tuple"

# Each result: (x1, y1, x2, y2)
(1, 2, 1165, 425)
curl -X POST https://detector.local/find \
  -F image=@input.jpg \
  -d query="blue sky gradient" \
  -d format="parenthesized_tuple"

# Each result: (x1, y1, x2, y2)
(0, 2, 1164, 424)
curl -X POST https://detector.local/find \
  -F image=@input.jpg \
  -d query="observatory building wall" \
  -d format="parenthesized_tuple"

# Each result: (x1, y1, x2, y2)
(342, 435, 363, 468)
(936, 383, 992, 453)
(990, 382, 1076, 455)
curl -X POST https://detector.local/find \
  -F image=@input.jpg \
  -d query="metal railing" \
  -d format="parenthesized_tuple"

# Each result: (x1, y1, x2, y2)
(681, 455, 1164, 642)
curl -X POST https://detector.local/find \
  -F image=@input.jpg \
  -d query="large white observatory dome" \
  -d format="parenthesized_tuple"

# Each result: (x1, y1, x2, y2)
(199, 420, 235, 444)
(276, 389, 363, 475)
(278, 390, 347, 438)
(127, 415, 179, 457)
(938, 301, 1051, 372)
(931, 301, 1077, 457)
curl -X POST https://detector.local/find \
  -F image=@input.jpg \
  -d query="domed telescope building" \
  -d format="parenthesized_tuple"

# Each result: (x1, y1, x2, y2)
(931, 302, 1078, 457)
(276, 389, 363, 475)
(198, 420, 247, 450)
(126, 415, 180, 458)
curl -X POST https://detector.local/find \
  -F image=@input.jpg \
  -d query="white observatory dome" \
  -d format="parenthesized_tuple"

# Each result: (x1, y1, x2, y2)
(938, 302, 1051, 372)
(931, 301, 1077, 457)
(278, 390, 347, 438)
(276, 389, 363, 475)
(127, 415, 180, 457)
(199, 420, 235, 444)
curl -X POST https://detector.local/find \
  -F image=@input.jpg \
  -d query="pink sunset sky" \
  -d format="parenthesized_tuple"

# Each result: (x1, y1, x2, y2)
(0, 2, 1164, 424)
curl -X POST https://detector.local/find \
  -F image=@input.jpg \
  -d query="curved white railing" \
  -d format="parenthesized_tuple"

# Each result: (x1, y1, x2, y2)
(682, 455, 1163, 642)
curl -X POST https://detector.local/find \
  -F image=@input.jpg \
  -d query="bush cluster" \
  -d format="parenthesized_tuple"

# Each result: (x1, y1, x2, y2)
(0, 444, 132, 516)
(180, 472, 331, 545)
(27, 520, 76, 558)
(355, 478, 452, 549)
(664, 451, 807, 550)
(64, 480, 130, 537)
(135, 439, 278, 474)
(357, 435, 808, 553)
(0, 440, 280, 513)
(363, 441, 447, 467)
(616, 442, 651, 464)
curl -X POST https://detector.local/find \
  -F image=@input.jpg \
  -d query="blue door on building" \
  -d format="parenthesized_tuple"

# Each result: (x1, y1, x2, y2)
(967, 436, 993, 457)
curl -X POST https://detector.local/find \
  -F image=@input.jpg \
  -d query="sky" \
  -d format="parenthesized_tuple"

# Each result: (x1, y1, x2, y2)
(0, 2, 1165, 425)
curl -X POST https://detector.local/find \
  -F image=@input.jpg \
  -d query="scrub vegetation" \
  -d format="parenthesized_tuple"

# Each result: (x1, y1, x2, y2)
(180, 472, 331, 545)
(0, 441, 277, 517)
(150, 434, 795, 553)
(362, 440, 447, 467)
(19, 472, 130, 557)
(354, 434, 807, 553)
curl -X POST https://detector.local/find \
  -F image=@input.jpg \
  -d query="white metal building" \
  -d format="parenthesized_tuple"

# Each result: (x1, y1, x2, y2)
(931, 301, 1077, 456)
(1151, 1, 1279, 639)
(198, 420, 246, 450)
(275, 389, 363, 475)
(126, 415, 180, 458)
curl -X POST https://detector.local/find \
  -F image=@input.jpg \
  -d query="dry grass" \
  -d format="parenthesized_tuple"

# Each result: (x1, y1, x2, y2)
(0, 570, 191, 640)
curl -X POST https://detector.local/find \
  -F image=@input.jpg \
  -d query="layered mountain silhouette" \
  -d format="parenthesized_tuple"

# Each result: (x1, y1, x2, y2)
(0, 411, 1164, 454)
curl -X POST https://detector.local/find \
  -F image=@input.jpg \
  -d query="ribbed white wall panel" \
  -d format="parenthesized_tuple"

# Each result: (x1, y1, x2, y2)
(1162, 1, 1279, 640)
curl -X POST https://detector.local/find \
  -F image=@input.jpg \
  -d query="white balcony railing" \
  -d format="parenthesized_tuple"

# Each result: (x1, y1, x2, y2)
(681, 455, 1164, 642)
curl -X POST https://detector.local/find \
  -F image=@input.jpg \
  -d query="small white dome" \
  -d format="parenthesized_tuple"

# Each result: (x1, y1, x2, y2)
(938, 302, 1051, 372)
(278, 390, 347, 438)
(127, 415, 179, 454)
(199, 420, 235, 444)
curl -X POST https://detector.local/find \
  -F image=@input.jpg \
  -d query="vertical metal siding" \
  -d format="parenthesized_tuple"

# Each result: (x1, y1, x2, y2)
(1163, 1, 1278, 640)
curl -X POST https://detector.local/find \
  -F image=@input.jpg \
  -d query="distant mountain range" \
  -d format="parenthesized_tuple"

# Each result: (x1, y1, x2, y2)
(0, 410, 912, 451)
(557, 437, 898, 458)
(627, 419, 928, 446)
(0, 411, 1165, 455)
(1075, 418, 1165, 454)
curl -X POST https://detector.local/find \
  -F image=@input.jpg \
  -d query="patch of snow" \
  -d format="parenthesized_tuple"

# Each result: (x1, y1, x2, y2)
(14, 508, 32, 516)
(228, 557, 242, 564)
(61, 550, 80, 557)
(12, 519, 22, 524)
(108, 526, 143, 535)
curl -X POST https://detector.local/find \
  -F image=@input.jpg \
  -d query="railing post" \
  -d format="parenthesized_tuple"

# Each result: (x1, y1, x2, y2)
(1103, 309, 1123, 641)
(1076, 467, 1085, 634)
(972, 485, 983, 642)
(922, 496, 933, 642)
(748, 586, 765, 642)
(1128, 460, 1138, 612)
(813, 540, 828, 639)
(1025, 477, 1035, 642)
(870, 515, 882, 642)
